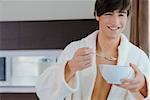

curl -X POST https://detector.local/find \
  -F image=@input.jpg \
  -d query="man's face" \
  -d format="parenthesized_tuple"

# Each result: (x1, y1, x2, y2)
(96, 9, 128, 39)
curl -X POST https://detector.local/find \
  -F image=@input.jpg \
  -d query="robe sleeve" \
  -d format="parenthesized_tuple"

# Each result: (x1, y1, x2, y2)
(138, 51, 150, 100)
(35, 41, 81, 100)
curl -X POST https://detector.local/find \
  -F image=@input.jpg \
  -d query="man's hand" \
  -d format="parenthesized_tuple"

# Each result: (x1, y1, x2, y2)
(68, 47, 93, 73)
(118, 63, 145, 92)
(65, 47, 93, 82)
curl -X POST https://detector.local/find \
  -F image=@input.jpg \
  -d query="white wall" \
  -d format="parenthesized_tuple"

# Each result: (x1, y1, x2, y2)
(0, 0, 95, 21)
(0, 3, 2, 20)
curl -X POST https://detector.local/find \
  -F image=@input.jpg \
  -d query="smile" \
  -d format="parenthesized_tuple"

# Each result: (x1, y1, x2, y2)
(107, 26, 120, 31)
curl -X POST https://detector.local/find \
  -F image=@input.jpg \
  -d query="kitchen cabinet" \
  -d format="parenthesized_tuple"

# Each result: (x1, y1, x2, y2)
(0, 19, 98, 50)
(0, 93, 39, 100)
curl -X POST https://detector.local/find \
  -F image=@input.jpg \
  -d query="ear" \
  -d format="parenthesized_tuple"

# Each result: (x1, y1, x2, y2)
(96, 16, 100, 21)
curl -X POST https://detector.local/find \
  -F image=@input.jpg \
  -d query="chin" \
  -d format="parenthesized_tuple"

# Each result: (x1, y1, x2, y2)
(107, 33, 120, 39)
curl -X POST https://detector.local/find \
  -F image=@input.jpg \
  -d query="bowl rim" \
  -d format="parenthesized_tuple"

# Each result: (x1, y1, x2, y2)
(99, 64, 131, 68)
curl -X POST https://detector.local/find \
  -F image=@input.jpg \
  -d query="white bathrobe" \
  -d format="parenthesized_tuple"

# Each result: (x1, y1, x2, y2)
(36, 30, 150, 100)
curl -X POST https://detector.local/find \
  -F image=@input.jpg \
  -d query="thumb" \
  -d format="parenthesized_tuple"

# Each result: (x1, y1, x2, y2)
(129, 63, 140, 74)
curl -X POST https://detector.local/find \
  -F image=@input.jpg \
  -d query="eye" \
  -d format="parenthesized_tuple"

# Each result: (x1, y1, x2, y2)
(104, 13, 112, 16)
(119, 11, 127, 16)
(119, 13, 127, 17)
(119, 14, 125, 16)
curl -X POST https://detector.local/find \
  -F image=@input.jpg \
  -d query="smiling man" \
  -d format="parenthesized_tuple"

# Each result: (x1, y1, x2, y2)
(36, 0, 150, 100)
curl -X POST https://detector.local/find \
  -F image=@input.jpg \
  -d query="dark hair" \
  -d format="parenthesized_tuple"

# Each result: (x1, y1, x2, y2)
(94, 0, 131, 16)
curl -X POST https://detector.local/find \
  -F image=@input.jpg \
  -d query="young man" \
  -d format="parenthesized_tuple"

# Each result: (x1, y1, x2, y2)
(36, 0, 150, 99)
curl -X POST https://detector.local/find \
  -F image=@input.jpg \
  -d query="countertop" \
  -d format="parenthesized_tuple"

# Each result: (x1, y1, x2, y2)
(0, 76, 37, 93)
(0, 86, 35, 93)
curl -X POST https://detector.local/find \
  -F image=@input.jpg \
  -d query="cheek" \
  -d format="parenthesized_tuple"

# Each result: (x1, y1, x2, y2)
(121, 18, 127, 26)
(99, 21, 107, 30)
(121, 21, 127, 29)
(99, 20, 109, 27)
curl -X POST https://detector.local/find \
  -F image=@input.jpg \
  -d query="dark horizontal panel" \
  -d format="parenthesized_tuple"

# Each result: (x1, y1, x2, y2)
(0, 19, 98, 50)
(0, 93, 39, 100)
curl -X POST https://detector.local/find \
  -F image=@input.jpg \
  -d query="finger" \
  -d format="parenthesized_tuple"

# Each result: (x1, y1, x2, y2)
(129, 63, 140, 74)
(122, 83, 140, 92)
(76, 55, 91, 63)
(78, 60, 92, 70)
(80, 59, 92, 67)
(78, 48, 93, 56)
(118, 83, 129, 89)
(119, 84, 138, 91)
(75, 55, 92, 66)
(119, 78, 140, 89)
(126, 84, 139, 90)
(120, 78, 136, 84)
(84, 63, 92, 68)
(120, 80, 138, 88)
(84, 59, 92, 66)
(81, 54, 93, 61)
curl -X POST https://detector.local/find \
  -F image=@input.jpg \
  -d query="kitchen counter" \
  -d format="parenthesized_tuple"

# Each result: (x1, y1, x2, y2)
(0, 86, 35, 93)
(0, 76, 38, 93)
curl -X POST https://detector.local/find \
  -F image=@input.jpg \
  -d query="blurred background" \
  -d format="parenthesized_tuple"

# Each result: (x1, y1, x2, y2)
(0, 0, 149, 100)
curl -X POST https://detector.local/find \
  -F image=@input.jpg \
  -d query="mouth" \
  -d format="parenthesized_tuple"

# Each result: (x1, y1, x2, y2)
(107, 26, 120, 31)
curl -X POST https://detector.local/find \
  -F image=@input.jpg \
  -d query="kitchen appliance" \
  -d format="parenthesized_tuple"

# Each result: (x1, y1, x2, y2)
(0, 57, 6, 81)
(0, 50, 62, 86)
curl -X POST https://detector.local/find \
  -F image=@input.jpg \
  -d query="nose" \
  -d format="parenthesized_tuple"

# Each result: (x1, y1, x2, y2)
(110, 15, 120, 26)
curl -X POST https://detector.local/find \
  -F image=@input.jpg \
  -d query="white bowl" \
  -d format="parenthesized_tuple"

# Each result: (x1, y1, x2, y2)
(99, 64, 134, 84)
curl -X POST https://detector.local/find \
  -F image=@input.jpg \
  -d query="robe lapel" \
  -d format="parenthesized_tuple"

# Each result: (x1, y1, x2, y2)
(108, 33, 130, 99)
(117, 34, 130, 65)
(79, 31, 98, 100)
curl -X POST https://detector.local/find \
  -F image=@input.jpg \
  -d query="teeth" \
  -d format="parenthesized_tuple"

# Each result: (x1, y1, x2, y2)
(108, 26, 119, 31)
(110, 28, 117, 30)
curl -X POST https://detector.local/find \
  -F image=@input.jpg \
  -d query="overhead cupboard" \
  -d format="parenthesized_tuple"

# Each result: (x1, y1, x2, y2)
(0, 19, 98, 50)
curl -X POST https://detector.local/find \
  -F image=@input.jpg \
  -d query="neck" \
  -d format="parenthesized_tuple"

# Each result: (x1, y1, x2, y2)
(97, 32, 121, 53)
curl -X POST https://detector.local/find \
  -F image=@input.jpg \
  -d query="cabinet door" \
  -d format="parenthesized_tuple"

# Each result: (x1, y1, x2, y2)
(0, 22, 20, 49)
(0, 93, 39, 100)
(0, 19, 98, 50)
